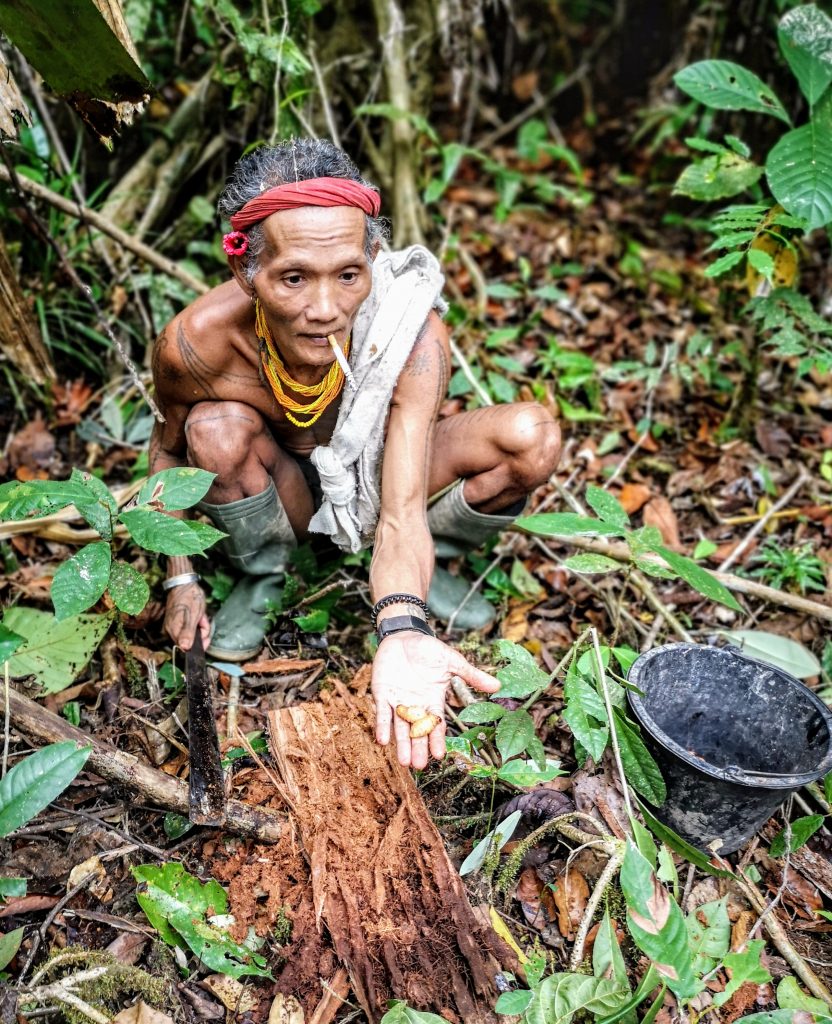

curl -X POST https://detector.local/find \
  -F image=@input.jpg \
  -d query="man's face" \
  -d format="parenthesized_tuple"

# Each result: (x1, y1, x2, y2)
(252, 205, 373, 374)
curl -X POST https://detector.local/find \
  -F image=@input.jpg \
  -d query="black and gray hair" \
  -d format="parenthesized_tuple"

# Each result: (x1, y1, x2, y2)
(217, 139, 389, 283)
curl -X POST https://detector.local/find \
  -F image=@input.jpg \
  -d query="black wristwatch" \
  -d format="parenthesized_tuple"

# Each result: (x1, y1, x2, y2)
(376, 614, 436, 644)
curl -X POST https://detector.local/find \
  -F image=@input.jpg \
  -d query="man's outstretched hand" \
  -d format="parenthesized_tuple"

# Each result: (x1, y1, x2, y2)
(371, 632, 500, 769)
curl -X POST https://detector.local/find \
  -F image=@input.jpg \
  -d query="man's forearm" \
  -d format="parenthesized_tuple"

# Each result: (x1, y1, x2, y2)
(369, 518, 434, 621)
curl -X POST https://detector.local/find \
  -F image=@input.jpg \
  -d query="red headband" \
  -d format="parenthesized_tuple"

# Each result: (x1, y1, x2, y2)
(229, 177, 381, 231)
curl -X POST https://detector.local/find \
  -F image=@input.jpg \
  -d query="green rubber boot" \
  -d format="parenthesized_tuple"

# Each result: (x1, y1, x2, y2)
(426, 481, 526, 630)
(197, 481, 296, 661)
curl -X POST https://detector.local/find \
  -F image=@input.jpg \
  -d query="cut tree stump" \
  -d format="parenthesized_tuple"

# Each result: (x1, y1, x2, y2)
(267, 696, 515, 1024)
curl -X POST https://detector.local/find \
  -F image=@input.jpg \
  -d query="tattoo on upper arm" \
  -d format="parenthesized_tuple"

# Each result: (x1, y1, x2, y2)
(177, 323, 217, 398)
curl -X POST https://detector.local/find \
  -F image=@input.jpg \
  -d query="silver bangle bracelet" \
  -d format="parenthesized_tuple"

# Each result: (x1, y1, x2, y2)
(162, 572, 201, 591)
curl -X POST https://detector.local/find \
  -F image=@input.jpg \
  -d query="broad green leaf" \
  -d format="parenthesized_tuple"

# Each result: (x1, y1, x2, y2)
(0, 477, 90, 521)
(613, 710, 666, 805)
(621, 842, 701, 1000)
(0, 877, 27, 900)
(458, 702, 506, 724)
(674, 60, 790, 123)
(748, 247, 775, 281)
(674, 154, 764, 201)
(593, 910, 633, 1019)
(563, 672, 608, 764)
(120, 508, 226, 555)
(767, 120, 832, 231)
(769, 814, 825, 857)
(380, 1001, 451, 1024)
(734, 1014, 832, 1024)
(51, 541, 111, 620)
(722, 629, 821, 678)
(657, 844, 678, 890)
(527, 734, 547, 771)
(686, 897, 730, 973)
(778, 4, 832, 106)
(4, 607, 111, 693)
(107, 561, 150, 616)
(133, 863, 271, 979)
(527, 973, 630, 1024)
(713, 941, 771, 1005)
(497, 758, 562, 787)
(611, 647, 639, 675)
(137, 468, 216, 512)
(292, 607, 329, 632)
(70, 469, 117, 540)
(459, 809, 522, 877)
(495, 990, 534, 1015)
(0, 625, 25, 662)
(564, 553, 622, 574)
(776, 976, 832, 1017)
(637, 799, 734, 878)
(585, 486, 629, 528)
(0, 927, 23, 971)
(495, 709, 536, 761)
(705, 250, 746, 277)
(516, 513, 627, 538)
(0, 742, 91, 837)
(493, 640, 549, 698)
(649, 544, 742, 611)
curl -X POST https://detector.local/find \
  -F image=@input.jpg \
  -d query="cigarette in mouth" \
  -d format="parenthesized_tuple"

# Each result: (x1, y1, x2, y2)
(328, 334, 357, 391)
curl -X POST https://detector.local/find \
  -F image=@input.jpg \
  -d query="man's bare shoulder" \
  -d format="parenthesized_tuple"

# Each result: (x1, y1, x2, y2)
(390, 311, 450, 409)
(151, 280, 258, 401)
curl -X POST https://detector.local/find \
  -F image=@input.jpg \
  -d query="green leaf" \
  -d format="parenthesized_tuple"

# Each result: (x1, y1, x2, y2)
(137, 468, 216, 512)
(107, 561, 150, 616)
(355, 102, 439, 143)
(495, 990, 534, 1015)
(713, 941, 771, 1005)
(705, 249, 746, 277)
(613, 710, 666, 805)
(593, 910, 633, 1016)
(132, 863, 271, 979)
(734, 1014, 831, 1024)
(687, 897, 730, 973)
(769, 814, 825, 857)
(0, 625, 25, 662)
(510, 558, 544, 599)
(0, 927, 23, 971)
(674, 60, 790, 122)
(51, 541, 111, 620)
(637, 799, 734, 878)
(620, 841, 701, 1000)
(527, 973, 630, 1024)
(380, 1001, 452, 1024)
(495, 709, 536, 761)
(585, 486, 629, 528)
(674, 154, 764, 201)
(292, 607, 329, 632)
(748, 247, 776, 281)
(767, 119, 832, 231)
(70, 469, 117, 540)
(694, 539, 718, 560)
(4, 607, 111, 693)
(0, 877, 27, 900)
(564, 553, 623, 575)
(776, 976, 832, 1017)
(493, 640, 549, 699)
(563, 672, 609, 764)
(0, 478, 90, 521)
(497, 758, 563, 787)
(722, 629, 821, 679)
(0, 742, 91, 837)
(649, 544, 743, 611)
(459, 809, 522, 876)
(778, 4, 832, 106)
(120, 508, 226, 555)
(458, 702, 506, 724)
(517, 513, 627, 538)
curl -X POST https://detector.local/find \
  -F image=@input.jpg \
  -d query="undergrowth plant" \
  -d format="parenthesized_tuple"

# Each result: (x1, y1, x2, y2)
(746, 537, 828, 594)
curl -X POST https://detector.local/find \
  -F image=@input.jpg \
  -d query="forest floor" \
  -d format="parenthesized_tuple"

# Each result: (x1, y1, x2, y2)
(3, 125, 832, 1024)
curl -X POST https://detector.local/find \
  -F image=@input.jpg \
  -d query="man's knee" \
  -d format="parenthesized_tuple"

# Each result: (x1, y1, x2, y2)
(503, 402, 561, 490)
(184, 401, 264, 471)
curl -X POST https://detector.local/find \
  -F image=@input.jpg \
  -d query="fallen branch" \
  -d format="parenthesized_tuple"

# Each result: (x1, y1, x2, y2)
(0, 164, 209, 296)
(517, 529, 832, 623)
(8, 686, 282, 842)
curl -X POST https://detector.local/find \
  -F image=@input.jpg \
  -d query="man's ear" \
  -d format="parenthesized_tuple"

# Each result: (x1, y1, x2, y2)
(228, 257, 255, 298)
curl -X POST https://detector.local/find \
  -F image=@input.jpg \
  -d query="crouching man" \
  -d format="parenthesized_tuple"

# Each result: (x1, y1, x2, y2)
(149, 139, 561, 767)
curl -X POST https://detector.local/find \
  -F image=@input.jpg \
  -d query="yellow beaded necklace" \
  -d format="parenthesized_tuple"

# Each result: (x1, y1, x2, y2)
(254, 299, 349, 428)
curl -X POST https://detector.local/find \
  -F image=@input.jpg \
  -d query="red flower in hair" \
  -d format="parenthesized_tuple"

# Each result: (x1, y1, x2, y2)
(223, 231, 249, 256)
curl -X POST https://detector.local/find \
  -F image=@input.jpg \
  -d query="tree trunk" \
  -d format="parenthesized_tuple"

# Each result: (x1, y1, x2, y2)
(267, 696, 514, 1024)
(0, 228, 54, 384)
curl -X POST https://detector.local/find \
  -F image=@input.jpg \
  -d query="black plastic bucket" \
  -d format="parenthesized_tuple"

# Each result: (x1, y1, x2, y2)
(627, 642, 832, 855)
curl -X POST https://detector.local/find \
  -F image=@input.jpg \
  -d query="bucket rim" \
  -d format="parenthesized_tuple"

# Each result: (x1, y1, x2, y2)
(627, 642, 832, 790)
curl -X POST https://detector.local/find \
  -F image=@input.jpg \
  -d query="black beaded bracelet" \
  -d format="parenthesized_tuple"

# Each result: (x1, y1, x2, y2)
(371, 592, 430, 628)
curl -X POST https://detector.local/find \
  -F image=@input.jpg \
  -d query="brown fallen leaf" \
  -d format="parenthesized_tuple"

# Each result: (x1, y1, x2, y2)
(0, 894, 59, 917)
(68, 854, 113, 903)
(619, 483, 652, 515)
(201, 974, 257, 1013)
(730, 910, 756, 952)
(106, 932, 147, 966)
(269, 992, 305, 1024)
(51, 379, 95, 427)
(643, 496, 682, 550)
(242, 657, 323, 675)
(7, 413, 55, 474)
(112, 1000, 173, 1024)
(501, 602, 536, 643)
(551, 867, 589, 940)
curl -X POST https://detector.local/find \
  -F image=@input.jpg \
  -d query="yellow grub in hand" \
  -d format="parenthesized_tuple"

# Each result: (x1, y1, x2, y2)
(396, 704, 440, 738)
